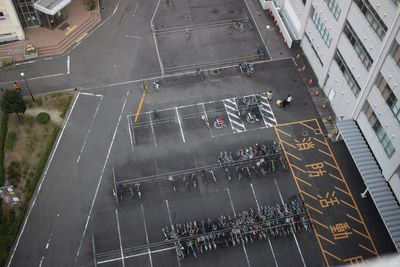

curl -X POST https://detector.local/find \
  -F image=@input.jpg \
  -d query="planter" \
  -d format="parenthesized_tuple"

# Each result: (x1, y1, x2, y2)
(24, 52, 38, 60)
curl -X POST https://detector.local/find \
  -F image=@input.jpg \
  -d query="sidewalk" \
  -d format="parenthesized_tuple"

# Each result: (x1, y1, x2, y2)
(0, 0, 100, 61)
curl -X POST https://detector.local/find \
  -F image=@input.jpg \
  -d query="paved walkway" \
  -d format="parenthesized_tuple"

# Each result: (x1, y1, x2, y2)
(0, 0, 100, 61)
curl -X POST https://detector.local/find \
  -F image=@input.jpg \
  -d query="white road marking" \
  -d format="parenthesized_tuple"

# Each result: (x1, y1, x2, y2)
(242, 0, 271, 59)
(175, 107, 185, 143)
(76, 92, 129, 258)
(249, 184, 279, 267)
(225, 188, 250, 267)
(127, 116, 134, 152)
(67, 55, 70, 74)
(38, 256, 44, 267)
(77, 95, 103, 163)
(44, 57, 53, 60)
(7, 92, 81, 267)
(274, 178, 306, 267)
(148, 113, 157, 147)
(268, 238, 279, 267)
(15, 60, 36, 66)
(115, 209, 125, 267)
(125, 34, 142, 39)
(97, 247, 176, 264)
(165, 199, 173, 228)
(132, 0, 140, 16)
(79, 92, 103, 97)
(150, 0, 164, 76)
(141, 205, 154, 267)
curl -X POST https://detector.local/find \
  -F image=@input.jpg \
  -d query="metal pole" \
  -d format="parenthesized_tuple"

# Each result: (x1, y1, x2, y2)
(112, 166, 119, 205)
(23, 76, 35, 102)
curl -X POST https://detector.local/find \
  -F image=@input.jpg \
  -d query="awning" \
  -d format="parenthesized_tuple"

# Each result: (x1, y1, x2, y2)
(34, 0, 71, 16)
(337, 119, 400, 252)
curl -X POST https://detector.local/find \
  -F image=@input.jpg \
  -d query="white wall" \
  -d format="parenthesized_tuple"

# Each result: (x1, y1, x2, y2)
(0, 0, 24, 42)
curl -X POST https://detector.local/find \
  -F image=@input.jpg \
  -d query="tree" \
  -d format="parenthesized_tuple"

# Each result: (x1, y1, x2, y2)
(0, 90, 26, 120)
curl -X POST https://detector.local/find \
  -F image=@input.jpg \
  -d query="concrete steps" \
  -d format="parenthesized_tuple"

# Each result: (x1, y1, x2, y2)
(38, 12, 100, 57)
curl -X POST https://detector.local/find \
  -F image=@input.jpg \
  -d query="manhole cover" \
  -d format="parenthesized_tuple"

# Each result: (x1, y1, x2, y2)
(230, 10, 234, 13)
(212, 9, 219, 14)
(301, 130, 309, 137)
(159, 24, 165, 29)
(292, 79, 297, 82)
(184, 15, 192, 21)
(314, 129, 322, 135)
(302, 101, 308, 106)
(280, 51, 283, 55)
(211, 70, 220, 75)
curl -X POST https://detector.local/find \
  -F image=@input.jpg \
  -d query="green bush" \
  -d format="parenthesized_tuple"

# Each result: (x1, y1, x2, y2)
(36, 98, 43, 107)
(36, 112, 50, 125)
(25, 116, 34, 127)
(5, 131, 16, 151)
(0, 113, 8, 186)
(59, 96, 73, 119)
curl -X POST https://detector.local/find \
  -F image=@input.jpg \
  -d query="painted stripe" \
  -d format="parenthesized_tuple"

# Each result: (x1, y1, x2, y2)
(359, 244, 377, 256)
(134, 88, 147, 123)
(305, 203, 323, 215)
(299, 189, 317, 200)
(311, 218, 330, 230)
(317, 233, 335, 245)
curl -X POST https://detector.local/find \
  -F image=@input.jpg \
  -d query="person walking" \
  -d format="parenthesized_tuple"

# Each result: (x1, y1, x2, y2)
(266, 90, 273, 101)
(287, 94, 293, 104)
(14, 81, 21, 93)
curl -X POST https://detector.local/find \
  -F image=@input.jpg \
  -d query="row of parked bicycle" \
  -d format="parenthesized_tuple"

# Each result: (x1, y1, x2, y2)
(161, 195, 311, 259)
(217, 142, 281, 164)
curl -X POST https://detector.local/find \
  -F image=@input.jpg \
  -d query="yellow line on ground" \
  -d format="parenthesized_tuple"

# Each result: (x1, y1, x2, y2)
(296, 176, 312, 187)
(300, 189, 317, 200)
(329, 173, 345, 183)
(353, 228, 370, 240)
(286, 152, 302, 161)
(299, 122, 317, 131)
(291, 164, 306, 173)
(280, 139, 297, 149)
(314, 118, 379, 256)
(334, 186, 351, 197)
(359, 243, 378, 256)
(340, 199, 357, 210)
(317, 233, 335, 245)
(311, 218, 330, 230)
(75, 32, 88, 43)
(274, 124, 330, 267)
(275, 127, 292, 137)
(65, 25, 77, 36)
(323, 249, 342, 262)
(313, 137, 328, 147)
(346, 214, 363, 225)
(134, 87, 147, 123)
(275, 118, 318, 127)
(318, 148, 334, 159)
(324, 161, 339, 171)
(305, 203, 323, 215)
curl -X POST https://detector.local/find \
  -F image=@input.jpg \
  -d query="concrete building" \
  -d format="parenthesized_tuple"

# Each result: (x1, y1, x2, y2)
(0, 0, 25, 42)
(271, 0, 400, 202)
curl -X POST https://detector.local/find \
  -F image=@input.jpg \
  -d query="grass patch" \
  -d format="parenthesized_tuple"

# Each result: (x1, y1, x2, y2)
(59, 95, 73, 119)
(5, 132, 16, 151)
(0, 91, 74, 266)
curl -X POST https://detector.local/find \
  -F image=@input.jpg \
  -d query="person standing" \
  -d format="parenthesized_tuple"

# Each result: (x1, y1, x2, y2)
(14, 81, 21, 93)
(287, 94, 293, 105)
(266, 90, 273, 101)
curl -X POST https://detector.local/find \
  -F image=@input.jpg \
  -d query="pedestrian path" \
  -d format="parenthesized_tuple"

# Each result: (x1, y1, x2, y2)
(223, 98, 246, 133)
(257, 94, 277, 127)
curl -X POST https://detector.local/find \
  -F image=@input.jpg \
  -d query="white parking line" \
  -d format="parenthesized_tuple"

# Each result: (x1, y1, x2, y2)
(127, 116, 134, 152)
(141, 205, 154, 267)
(97, 247, 176, 264)
(77, 95, 103, 163)
(7, 92, 80, 267)
(115, 209, 125, 267)
(132, 0, 140, 16)
(76, 92, 129, 259)
(274, 178, 307, 267)
(165, 199, 181, 267)
(175, 107, 186, 143)
(67, 55, 70, 74)
(249, 184, 279, 267)
(148, 113, 157, 147)
(225, 188, 251, 267)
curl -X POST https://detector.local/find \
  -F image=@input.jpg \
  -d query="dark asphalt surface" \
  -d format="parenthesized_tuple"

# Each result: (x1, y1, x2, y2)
(3, 0, 396, 267)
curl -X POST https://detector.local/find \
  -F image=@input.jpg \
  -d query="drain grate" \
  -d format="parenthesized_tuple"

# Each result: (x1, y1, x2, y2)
(184, 15, 192, 21)
(58, 23, 69, 31)
(314, 129, 322, 135)
(301, 130, 309, 137)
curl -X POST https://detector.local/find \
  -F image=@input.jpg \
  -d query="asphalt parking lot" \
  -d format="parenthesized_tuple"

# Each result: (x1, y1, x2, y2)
(87, 59, 395, 267)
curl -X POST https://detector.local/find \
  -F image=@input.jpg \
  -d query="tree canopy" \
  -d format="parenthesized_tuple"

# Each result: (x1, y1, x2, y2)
(0, 90, 26, 116)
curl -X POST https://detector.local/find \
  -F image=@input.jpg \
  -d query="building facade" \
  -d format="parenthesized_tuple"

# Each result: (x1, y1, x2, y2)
(277, 0, 400, 201)
(0, 0, 25, 42)
(0, 0, 70, 43)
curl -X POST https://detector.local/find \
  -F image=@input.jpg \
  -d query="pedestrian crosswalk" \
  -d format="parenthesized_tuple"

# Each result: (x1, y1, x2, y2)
(257, 94, 277, 127)
(223, 98, 246, 133)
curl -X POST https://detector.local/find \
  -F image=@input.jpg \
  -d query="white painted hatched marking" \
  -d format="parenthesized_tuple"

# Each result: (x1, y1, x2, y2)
(256, 95, 277, 127)
(223, 98, 246, 133)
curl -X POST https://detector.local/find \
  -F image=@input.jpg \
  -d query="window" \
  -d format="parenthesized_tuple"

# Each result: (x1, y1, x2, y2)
(334, 50, 361, 97)
(389, 41, 400, 67)
(324, 0, 341, 20)
(375, 73, 400, 123)
(0, 11, 4, 20)
(305, 33, 324, 66)
(343, 21, 374, 70)
(354, 0, 387, 40)
(311, 7, 333, 48)
(363, 101, 396, 158)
